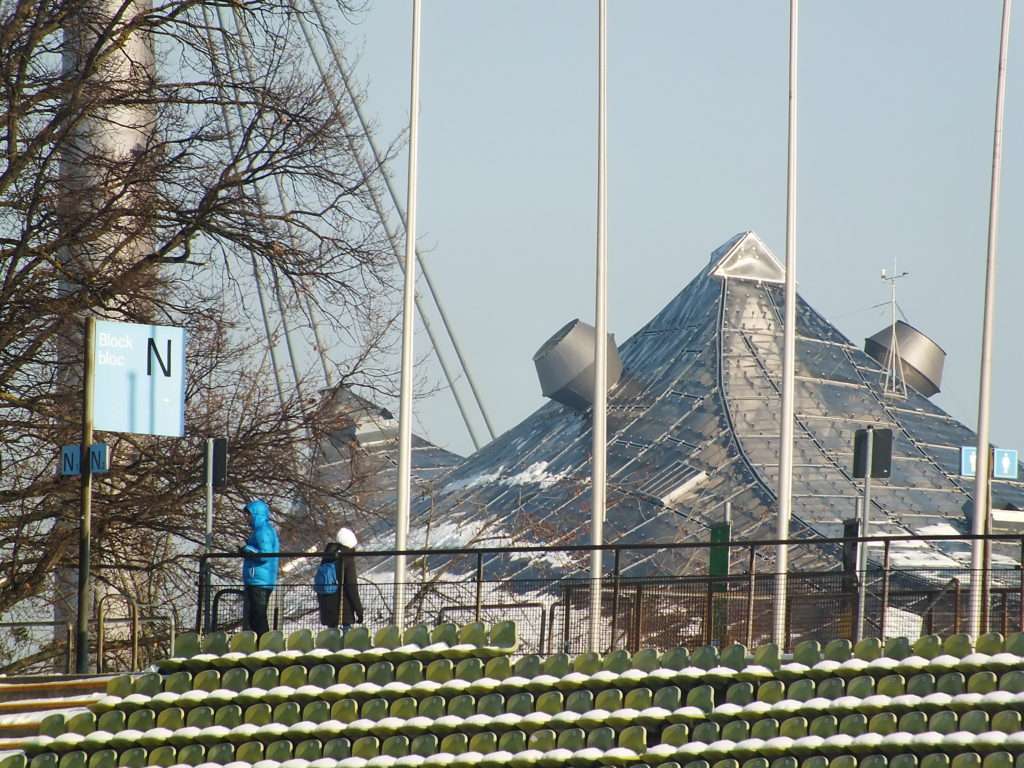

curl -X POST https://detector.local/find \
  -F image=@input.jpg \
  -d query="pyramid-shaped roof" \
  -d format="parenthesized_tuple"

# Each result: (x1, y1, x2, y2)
(362, 233, 1024, 578)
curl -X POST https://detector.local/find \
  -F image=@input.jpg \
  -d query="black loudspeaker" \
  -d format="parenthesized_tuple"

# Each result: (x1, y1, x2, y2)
(205, 438, 228, 488)
(853, 428, 893, 479)
(842, 519, 860, 573)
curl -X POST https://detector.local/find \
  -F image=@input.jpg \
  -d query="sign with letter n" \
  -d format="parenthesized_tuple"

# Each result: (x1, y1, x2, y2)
(92, 320, 186, 436)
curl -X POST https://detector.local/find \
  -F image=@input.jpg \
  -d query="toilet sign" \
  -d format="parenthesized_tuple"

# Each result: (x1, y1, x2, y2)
(92, 320, 186, 436)
(960, 446, 1019, 480)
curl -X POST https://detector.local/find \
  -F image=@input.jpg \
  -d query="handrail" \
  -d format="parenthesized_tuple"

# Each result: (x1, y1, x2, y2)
(0, 621, 74, 674)
(97, 593, 176, 673)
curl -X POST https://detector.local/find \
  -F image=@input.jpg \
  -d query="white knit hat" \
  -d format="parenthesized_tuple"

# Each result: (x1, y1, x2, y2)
(336, 527, 358, 549)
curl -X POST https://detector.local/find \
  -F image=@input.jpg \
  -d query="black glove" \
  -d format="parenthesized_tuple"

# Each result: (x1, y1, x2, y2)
(237, 545, 247, 555)
(354, 612, 363, 624)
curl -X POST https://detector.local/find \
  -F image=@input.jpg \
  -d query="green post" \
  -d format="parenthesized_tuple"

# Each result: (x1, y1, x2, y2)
(77, 316, 95, 673)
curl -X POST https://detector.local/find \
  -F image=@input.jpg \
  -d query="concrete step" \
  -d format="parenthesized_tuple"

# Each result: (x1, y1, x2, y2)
(0, 675, 111, 742)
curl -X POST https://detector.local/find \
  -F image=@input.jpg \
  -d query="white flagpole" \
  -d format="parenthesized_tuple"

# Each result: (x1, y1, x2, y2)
(589, 0, 608, 654)
(969, 0, 1012, 638)
(394, 0, 422, 631)
(774, 0, 799, 649)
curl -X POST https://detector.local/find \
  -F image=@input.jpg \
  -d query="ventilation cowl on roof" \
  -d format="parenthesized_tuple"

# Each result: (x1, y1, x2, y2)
(864, 320, 946, 397)
(533, 319, 622, 410)
(711, 231, 785, 283)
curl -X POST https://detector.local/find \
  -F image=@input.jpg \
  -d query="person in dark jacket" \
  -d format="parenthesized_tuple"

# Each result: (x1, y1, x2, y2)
(238, 498, 279, 636)
(314, 527, 363, 630)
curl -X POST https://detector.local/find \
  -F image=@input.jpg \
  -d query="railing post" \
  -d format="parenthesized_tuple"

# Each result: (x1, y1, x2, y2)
(562, 584, 572, 653)
(196, 557, 207, 633)
(953, 577, 962, 634)
(96, 600, 106, 674)
(1019, 557, 1024, 632)
(609, 548, 621, 650)
(65, 624, 73, 675)
(130, 598, 139, 671)
(879, 539, 891, 640)
(631, 583, 644, 653)
(1001, 590, 1009, 636)
(746, 545, 756, 647)
(474, 552, 483, 623)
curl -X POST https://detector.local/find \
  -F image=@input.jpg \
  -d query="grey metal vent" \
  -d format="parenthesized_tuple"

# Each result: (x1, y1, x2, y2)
(533, 319, 622, 410)
(865, 321, 946, 397)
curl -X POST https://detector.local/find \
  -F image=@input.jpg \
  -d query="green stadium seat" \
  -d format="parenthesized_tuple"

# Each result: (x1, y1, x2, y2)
(228, 630, 257, 654)
(722, 720, 750, 742)
(982, 754, 1012, 768)
(922, 755, 951, 768)
(456, 657, 484, 681)
(205, 744, 234, 764)
(361, 697, 389, 720)
(952, 755, 982, 768)
(680, 761, 706, 768)
(184, 706, 213, 729)
(1005, 633, 1024, 657)
(877, 674, 905, 697)
(587, 726, 616, 750)
(476, 692, 504, 716)
(97, 711, 125, 734)
(447, 694, 475, 718)
(944, 634, 974, 658)
(907, 673, 936, 696)
(712, 760, 739, 768)
(633, 648, 661, 672)
(192, 669, 220, 692)
(431, 623, 458, 646)
(793, 640, 821, 667)
(847, 675, 875, 698)
(913, 635, 943, 660)
(86, 752, 115, 768)
(351, 736, 380, 759)
(366, 660, 394, 686)
(838, 714, 867, 737)
(891, 756, 918, 768)
(235, 742, 263, 763)
(125, 709, 154, 732)
(65, 712, 95, 736)
(810, 716, 837, 738)
(458, 622, 488, 647)
(968, 671, 997, 694)
(772, 758, 799, 768)
(146, 746, 174, 768)
(403, 624, 430, 647)
(692, 722, 720, 743)
(788, 679, 815, 702)
(220, 667, 248, 691)
(937, 672, 966, 695)
(1000, 670, 1024, 693)
(899, 711, 928, 734)
(743, 759, 769, 768)
(567, 690, 594, 713)
(323, 738, 351, 760)
(604, 649, 632, 673)
(257, 630, 284, 652)
(273, 700, 300, 725)
(133, 672, 162, 697)
(692, 645, 719, 670)
(660, 648, 690, 670)
(620, 725, 647, 752)
(860, 757, 887, 768)
(490, 620, 517, 649)
(337, 662, 366, 685)
(162, 670, 191, 694)
(390, 697, 417, 720)
(105, 676, 132, 698)
(574, 651, 602, 675)
(536, 690, 565, 714)
(757, 680, 785, 704)
(116, 748, 146, 768)
(653, 685, 682, 710)
(304, 662, 333, 689)
(412, 734, 440, 757)
(468, 732, 497, 754)
(721, 643, 748, 671)
(381, 735, 409, 758)
(961, 710, 990, 734)
(992, 710, 1021, 734)
(294, 740, 322, 761)
(823, 639, 852, 662)
(418, 695, 446, 719)
(527, 729, 556, 752)
(625, 687, 653, 710)
(201, 630, 229, 655)
(727, 682, 755, 705)
(817, 677, 845, 700)
(977, 633, 1004, 656)
(930, 711, 959, 734)
(172, 633, 201, 658)
(802, 758, 829, 768)
(594, 688, 622, 712)
(343, 625, 371, 651)
(327, 699, 356, 723)
(58, 752, 86, 768)
(687, 684, 714, 711)
(869, 712, 897, 735)
(884, 637, 912, 660)
(780, 716, 808, 738)
(556, 728, 585, 751)
(396, 659, 424, 685)
(440, 733, 468, 755)
(213, 704, 242, 728)
(427, 658, 454, 683)
(316, 628, 342, 651)
(374, 625, 402, 650)
(828, 757, 857, 768)
(175, 745, 204, 765)
(753, 643, 780, 670)
(854, 637, 882, 661)
(663, 723, 690, 747)
(244, 702, 271, 725)
(498, 730, 526, 753)
(751, 718, 779, 740)
(251, 666, 279, 690)
(485, 656, 511, 680)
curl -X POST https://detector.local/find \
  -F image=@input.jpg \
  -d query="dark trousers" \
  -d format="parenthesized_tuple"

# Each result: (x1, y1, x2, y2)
(244, 586, 273, 636)
(318, 593, 340, 628)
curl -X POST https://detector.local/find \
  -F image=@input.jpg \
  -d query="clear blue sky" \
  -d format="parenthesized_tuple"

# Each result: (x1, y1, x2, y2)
(335, 1, 1024, 459)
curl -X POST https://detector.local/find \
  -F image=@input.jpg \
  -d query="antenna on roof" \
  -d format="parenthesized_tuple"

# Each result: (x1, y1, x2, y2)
(880, 267, 910, 399)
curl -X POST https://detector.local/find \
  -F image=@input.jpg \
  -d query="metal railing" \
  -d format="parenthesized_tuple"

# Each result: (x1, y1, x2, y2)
(196, 532, 1024, 653)
(96, 593, 176, 673)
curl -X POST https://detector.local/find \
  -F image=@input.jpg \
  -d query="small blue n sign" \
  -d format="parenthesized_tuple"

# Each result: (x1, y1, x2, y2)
(60, 444, 109, 477)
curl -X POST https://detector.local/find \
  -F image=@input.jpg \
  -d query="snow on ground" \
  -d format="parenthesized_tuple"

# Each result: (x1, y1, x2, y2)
(441, 461, 568, 495)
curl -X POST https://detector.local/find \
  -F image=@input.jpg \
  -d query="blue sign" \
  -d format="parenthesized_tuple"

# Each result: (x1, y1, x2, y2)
(994, 448, 1019, 480)
(961, 446, 977, 477)
(93, 320, 186, 437)
(960, 445, 1019, 479)
(61, 444, 109, 476)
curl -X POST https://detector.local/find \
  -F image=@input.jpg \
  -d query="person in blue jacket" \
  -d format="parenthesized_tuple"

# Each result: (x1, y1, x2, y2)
(238, 498, 280, 636)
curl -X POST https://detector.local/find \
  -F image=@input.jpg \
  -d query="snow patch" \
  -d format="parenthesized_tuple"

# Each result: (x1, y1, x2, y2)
(441, 461, 568, 495)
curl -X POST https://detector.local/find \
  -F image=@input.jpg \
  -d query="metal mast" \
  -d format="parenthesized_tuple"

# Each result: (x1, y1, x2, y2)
(881, 268, 909, 399)
(970, 0, 1013, 638)
(394, 0, 423, 631)
(774, 0, 799, 649)
(589, 0, 609, 654)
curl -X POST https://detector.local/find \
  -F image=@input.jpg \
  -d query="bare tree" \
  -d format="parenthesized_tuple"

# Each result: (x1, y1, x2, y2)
(0, 0, 402, 670)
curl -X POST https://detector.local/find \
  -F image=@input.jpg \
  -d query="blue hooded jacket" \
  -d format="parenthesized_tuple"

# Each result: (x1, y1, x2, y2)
(241, 499, 280, 588)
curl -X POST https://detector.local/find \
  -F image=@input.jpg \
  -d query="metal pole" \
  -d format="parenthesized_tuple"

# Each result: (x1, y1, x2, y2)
(970, 0, 1013, 639)
(589, 0, 608, 655)
(880, 539, 891, 640)
(856, 429, 874, 641)
(204, 438, 214, 631)
(76, 316, 95, 673)
(746, 545, 757, 647)
(774, 0, 799, 648)
(394, 0, 422, 631)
